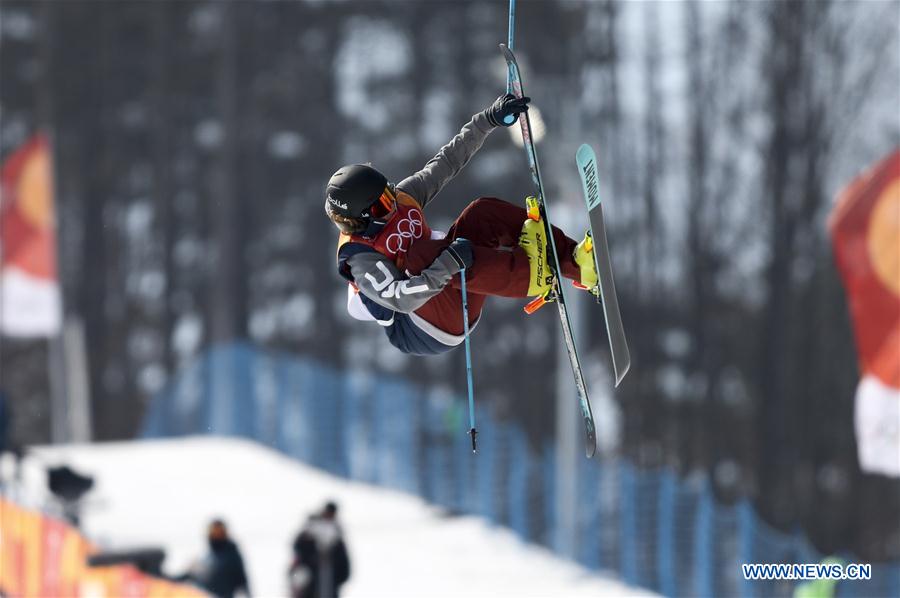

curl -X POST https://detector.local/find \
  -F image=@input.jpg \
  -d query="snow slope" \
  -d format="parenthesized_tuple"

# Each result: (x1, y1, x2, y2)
(10, 437, 653, 597)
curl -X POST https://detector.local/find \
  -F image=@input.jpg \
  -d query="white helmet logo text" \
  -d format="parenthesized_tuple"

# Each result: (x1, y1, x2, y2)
(328, 196, 348, 210)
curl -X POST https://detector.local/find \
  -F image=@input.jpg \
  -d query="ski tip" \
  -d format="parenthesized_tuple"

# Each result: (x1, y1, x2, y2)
(585, 437, 597, 459)
(576, 143, 596, 164)
(584, 421, 598, 458)
(613, 362, 631, 387)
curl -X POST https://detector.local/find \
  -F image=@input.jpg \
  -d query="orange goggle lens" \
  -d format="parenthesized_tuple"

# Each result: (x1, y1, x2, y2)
(370, 187, 396, 218)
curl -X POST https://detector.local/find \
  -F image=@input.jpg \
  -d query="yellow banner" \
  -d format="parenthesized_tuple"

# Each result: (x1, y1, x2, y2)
(0, 497, 206, 597)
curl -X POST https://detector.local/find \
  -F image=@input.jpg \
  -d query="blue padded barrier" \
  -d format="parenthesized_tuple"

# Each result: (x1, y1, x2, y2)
(141, 343, 900, 597)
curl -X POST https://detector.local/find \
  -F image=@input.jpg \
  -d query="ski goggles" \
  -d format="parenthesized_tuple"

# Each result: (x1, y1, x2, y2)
(369, 185, 397, 219)
(360, 186, 397, 239)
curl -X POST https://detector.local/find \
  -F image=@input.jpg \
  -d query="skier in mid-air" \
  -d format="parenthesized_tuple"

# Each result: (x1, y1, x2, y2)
(325, 92, 599, 355)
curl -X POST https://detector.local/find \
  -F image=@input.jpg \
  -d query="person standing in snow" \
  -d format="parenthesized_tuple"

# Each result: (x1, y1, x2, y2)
(181, 519, 251, 598)
(289, 502, 350, 598)
(325, 93, 599, 355)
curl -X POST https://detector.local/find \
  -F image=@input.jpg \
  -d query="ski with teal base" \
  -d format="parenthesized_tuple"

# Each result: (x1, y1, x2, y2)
(500, 43, 597, 458)
(575, 144, 631, 386)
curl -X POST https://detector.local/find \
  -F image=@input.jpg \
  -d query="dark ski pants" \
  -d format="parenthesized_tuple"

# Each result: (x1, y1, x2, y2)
(404, 197, 581, 336)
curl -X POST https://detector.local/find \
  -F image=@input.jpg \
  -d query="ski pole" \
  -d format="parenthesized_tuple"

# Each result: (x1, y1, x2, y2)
(507, 0, 516, 52)
(460, 265, 477, 453)
(503, 0, 517, 124)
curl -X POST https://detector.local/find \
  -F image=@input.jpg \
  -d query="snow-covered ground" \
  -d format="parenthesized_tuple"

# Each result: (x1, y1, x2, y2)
(5, 437, 653, 597)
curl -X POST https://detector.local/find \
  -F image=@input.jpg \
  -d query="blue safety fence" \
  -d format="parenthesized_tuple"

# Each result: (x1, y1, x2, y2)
(142, 343, 900, 597)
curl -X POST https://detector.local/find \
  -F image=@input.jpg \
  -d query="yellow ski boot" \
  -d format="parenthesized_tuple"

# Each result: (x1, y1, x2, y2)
(519, 197, 552, 297)
(573, 231, 599, 291)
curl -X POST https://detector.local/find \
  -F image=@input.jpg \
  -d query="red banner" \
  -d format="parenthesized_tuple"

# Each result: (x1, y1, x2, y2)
(829, 149, 900, 476)
(0, 133, 61, 336)
(829, 150, 900, 386)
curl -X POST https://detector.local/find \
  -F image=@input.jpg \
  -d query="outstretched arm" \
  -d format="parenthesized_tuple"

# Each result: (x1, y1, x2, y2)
(396, 94, 529, 208)
(347, 240, 473, 314)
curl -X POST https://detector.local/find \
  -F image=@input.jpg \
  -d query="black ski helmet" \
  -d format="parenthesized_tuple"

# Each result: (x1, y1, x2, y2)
(325, 164, 388, 219)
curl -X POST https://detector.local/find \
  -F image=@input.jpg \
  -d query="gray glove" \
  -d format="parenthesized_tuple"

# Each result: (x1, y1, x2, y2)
(442, 238, 474, 270)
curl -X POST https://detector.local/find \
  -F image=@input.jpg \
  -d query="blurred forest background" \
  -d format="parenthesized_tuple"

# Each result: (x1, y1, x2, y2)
(1, 0, 898, 562)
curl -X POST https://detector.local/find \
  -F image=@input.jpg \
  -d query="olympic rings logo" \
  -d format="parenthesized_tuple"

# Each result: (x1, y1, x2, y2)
(385, 208, 424, 255)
